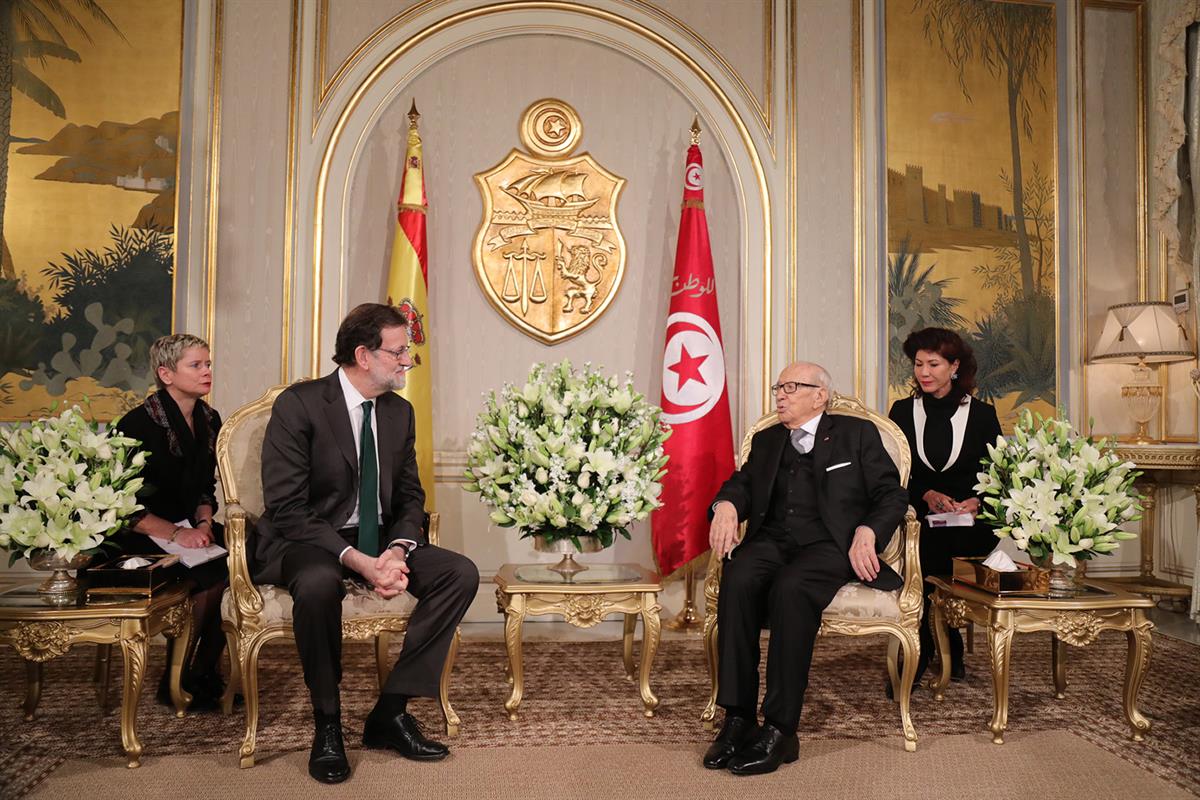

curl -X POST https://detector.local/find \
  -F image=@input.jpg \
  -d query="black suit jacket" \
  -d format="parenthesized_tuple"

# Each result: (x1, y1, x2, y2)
(887, 395, 1002, 518)
(712, 413, 909, 590)
(252, 370, 426, 585)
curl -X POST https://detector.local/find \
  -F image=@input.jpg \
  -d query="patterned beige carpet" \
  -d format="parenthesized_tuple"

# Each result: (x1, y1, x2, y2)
(1, 632, 1197, 798)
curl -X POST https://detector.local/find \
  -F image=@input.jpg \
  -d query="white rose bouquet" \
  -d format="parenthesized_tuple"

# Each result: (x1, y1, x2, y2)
(0, 406, 147, 564)
(464, 360, 670, 548)
(974, 409, 1140, 567)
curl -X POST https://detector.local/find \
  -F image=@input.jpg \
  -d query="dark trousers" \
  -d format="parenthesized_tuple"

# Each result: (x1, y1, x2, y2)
(716, 534, 853, 734)
(915, 521, 996, 677)
(279, 539, 479, 716)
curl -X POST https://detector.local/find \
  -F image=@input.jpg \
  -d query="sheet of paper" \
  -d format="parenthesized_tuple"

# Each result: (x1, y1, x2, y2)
(925, 511, 975, 528)
(153, 519, 227, 568)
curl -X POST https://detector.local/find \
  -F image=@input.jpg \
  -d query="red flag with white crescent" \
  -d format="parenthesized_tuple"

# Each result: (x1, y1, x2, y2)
(652, 141, 735, 578)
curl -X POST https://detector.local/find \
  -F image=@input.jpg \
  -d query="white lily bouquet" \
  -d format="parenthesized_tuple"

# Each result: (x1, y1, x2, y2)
(464, 360, 670, 548)
(0, 406, 147, 565)
(974, 409, 1140, 567)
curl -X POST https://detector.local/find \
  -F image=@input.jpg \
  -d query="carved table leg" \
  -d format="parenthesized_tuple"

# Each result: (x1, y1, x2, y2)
(930, 592, 952, 701)
(622, 613, 636, 680)
(503, 593, 526, 720)
(23, 660, 42, 721)
(987, 611, 1015, 745)
(119, 620, 149, 768)
(167, 600, 194, 717)
(1051, 633, 1067, 699)
(1124, 611, 1154, 741)
(637, 593, 661, 718)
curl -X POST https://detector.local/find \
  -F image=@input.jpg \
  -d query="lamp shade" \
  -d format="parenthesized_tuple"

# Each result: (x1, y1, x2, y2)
(1090, 301, 1195, 364)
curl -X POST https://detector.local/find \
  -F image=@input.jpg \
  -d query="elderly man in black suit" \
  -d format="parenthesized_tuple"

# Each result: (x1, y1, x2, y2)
(704, 361, 908, 775)
(254, 303, 478, 784)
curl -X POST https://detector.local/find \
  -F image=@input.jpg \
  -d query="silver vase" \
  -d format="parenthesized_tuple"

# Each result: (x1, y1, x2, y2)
(532, 534, 602, 579)
(27, 551, 93, 601)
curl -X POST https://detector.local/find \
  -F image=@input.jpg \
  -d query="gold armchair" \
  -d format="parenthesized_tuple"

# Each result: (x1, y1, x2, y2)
(215, 385, 461, 768)
(701, 393, 923, 751)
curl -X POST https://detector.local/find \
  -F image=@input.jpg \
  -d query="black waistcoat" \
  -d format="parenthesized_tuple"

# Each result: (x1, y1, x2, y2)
(760, 438, 832, 547)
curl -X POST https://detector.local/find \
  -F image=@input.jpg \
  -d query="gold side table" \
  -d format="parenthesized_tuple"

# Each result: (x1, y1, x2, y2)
(494, 562, 662, 719)
(0, 582, 193, 768)
(927, 576, 1155, 745)
(1106, 445, 1200, 607)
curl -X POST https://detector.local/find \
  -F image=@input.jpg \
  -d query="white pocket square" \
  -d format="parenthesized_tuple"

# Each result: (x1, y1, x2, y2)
(825, 461, 852, 472)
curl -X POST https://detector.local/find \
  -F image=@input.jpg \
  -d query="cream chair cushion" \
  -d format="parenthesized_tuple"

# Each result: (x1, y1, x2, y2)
(824, 582, 902, 621)
(221, 581, 417, 629)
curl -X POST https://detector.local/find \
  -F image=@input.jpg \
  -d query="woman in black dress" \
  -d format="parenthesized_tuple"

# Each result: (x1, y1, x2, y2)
(888, 327, 1002, 687)
(114, 334, 228, 709)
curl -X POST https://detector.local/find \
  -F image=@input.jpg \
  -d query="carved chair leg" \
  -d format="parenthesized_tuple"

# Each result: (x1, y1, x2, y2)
(886, 638, 901, 702)
(375, 632, 392, 692)
(701, 616, 719, 730)
(221, 629, 241, 716)
(897, 630, 920, 752)
(439, 628, 462, 737)
(238, 634, 267, 769)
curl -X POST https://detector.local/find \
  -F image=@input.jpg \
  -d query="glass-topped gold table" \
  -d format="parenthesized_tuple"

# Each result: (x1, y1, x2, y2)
(493, 562, 662, 719)
(927, 575, 1155, 745)
(0, 581, 193, 767)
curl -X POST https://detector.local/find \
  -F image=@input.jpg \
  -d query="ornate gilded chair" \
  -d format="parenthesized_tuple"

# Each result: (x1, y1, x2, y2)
(215, 385, 461, 768)
(701, 393, 923, 751)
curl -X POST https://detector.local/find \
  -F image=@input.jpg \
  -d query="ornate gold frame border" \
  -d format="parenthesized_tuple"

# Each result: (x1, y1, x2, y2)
(310, 1, 775, 419)
(203, 0, 224, 353)
(876, 0, 1062, 422)
(314, 0, 776, 151)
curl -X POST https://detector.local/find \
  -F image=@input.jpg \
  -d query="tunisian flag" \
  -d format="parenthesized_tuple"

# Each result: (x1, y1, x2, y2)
(386, 102, 435, 509)
(651, 135, 735, 578)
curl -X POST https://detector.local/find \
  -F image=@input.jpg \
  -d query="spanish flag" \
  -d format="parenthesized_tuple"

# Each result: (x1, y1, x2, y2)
(386, 100, 435, 510)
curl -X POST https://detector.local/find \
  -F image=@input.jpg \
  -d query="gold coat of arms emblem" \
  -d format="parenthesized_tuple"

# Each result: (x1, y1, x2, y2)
(473, 99, 626, 344)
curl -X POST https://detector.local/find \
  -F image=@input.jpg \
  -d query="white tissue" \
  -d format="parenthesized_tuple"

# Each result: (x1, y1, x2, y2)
(120, 557, 152, 570)
(982, 549, 1018, 572)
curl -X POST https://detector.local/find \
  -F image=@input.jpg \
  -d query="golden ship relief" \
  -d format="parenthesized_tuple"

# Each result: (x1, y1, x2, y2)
(473, 99, 627, 344)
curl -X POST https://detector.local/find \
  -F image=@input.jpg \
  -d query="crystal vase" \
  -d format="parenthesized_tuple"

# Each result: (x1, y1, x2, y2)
(532, 533, 603, 579)
(27, 551, 93, 602)
(1031, 552, 1079, 598)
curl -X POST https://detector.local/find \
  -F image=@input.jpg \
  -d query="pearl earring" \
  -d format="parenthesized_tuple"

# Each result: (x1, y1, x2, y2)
(951, 372, 958, 380)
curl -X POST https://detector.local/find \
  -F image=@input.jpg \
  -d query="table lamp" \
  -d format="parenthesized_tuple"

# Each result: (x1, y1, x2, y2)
(1090, 302, 1195, 444)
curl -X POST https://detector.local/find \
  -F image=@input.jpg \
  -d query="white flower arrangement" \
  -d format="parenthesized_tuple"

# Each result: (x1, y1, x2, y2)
(974, 409, 1140, 567)
(464, 360, 670, 548)
(0, 406, 146, 564)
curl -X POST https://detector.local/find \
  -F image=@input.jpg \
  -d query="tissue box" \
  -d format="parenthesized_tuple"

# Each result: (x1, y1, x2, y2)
(85, 553, 180, 599)
(952, 556, 1049, 596)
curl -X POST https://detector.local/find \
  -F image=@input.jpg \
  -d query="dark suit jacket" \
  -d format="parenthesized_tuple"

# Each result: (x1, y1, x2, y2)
(252, 370, 426, 585)
(712, 413, 909, 590)
(887, 395, 1002, 518)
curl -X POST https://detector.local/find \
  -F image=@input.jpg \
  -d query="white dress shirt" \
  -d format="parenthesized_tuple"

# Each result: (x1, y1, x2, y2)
(336, 369, 415, 564)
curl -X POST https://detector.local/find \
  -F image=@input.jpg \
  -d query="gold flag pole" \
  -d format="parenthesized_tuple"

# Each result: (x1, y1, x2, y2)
(663, 116, 707, 634)
(664, 561, 703, 631)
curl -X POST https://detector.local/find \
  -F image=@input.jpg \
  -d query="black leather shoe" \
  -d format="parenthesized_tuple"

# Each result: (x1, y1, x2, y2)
(362, 709, 449, 761)
(702, 715, 756, 769)
(727, 722, 799, 775)
(308, 716, 351, 784)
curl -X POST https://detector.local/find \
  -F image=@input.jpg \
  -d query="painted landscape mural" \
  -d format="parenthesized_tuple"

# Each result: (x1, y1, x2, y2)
(0, 0, 182, 421)
(885, 0, 1058, 427)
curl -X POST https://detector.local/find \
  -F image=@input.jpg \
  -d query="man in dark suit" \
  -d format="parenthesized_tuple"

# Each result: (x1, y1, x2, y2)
(254, 303, 479, 784)
(703, 361, 908, 775)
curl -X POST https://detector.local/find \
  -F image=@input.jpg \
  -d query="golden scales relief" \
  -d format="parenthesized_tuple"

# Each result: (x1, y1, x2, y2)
(473, 99, 627, 343)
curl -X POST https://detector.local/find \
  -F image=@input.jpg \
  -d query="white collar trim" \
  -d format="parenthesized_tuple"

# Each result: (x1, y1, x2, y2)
(913, 395, 971, 472)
